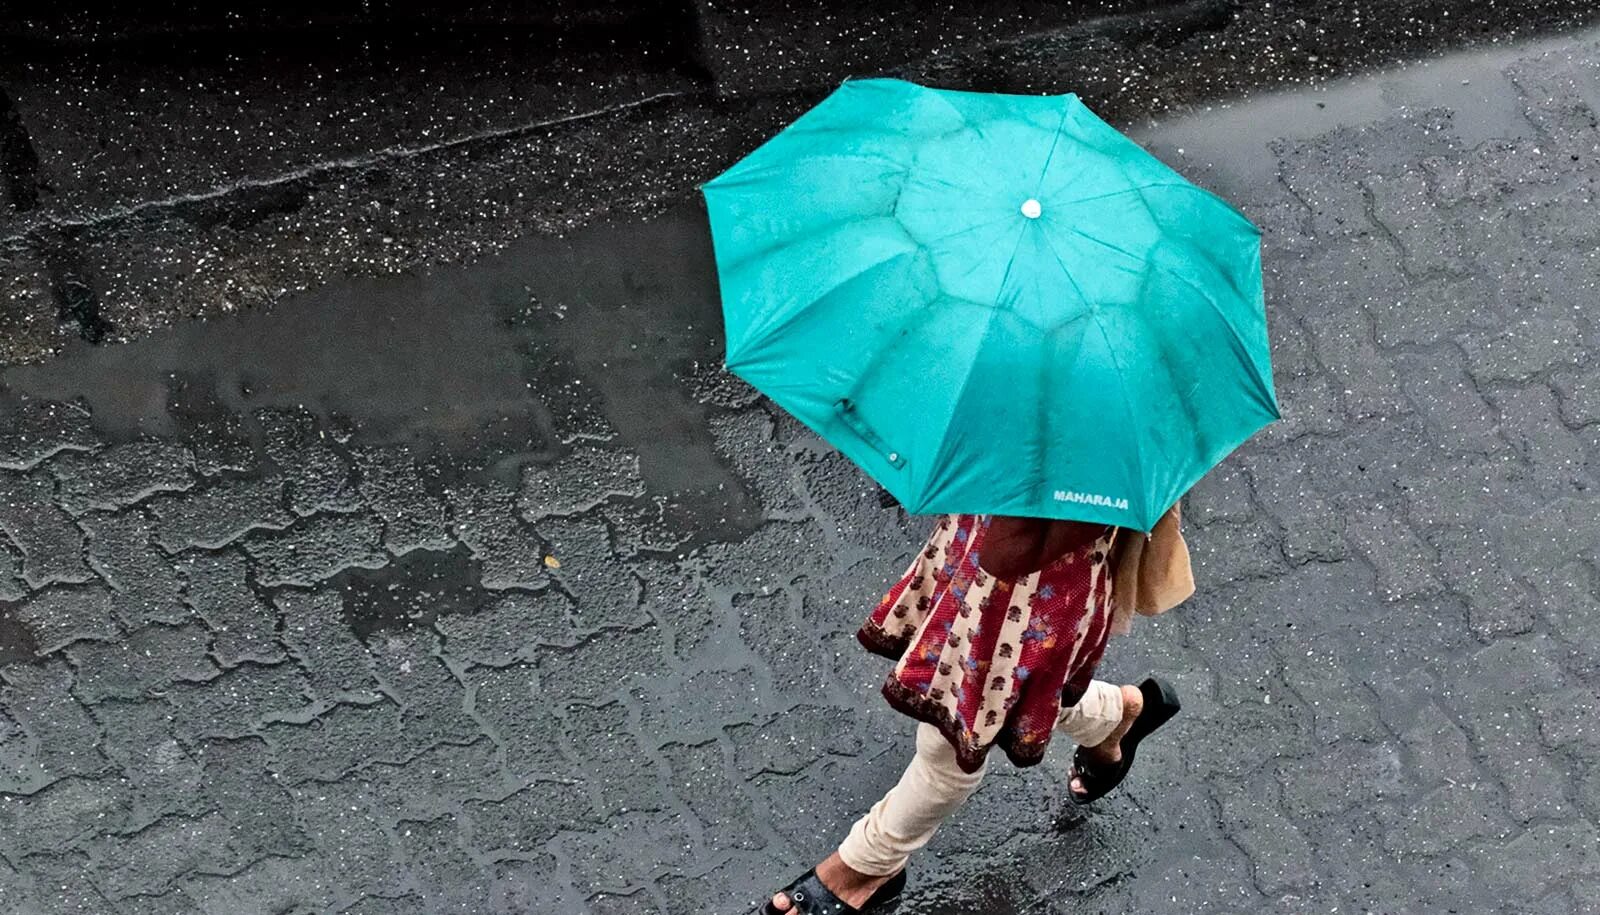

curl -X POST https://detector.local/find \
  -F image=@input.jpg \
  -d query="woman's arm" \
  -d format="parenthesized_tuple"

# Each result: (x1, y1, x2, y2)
(980, 516, 1105, 579)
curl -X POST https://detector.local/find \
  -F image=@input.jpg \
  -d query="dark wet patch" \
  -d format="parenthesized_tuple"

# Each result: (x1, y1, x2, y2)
(0, 85, 40, 212)
(161, 370, 261, 475)
(334, 545, 486, 642)
(1127, 31, 1559, 196)
(34, 228, 112, 344)
(505, 209, 766, 537)
(0, 603, 38, 664)
(184, 178, 316, 232)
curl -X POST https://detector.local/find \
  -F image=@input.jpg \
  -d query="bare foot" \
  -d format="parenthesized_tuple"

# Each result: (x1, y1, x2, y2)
(1070, 683, 1143, 798)
(770, 852, 898, 912)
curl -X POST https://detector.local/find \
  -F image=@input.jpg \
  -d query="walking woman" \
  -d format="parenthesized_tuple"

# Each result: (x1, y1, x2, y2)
(700, 77, 1277, 915)
(760, 506, 1193, 913)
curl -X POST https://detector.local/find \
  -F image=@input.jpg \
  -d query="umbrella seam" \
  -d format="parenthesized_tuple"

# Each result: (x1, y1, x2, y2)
(1005, 95, 1099, 519)
(1036, 218, 1095, 317)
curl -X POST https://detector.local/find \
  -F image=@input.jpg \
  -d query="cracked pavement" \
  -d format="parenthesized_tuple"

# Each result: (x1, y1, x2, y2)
(3, 6, 1600, 915)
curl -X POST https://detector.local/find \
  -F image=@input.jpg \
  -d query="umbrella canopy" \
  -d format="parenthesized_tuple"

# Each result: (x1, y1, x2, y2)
(703, 78, 1277, 532)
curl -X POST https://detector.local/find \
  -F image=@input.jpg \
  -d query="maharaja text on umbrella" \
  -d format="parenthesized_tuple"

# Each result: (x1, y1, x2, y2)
(1052, 490, 1130, 511)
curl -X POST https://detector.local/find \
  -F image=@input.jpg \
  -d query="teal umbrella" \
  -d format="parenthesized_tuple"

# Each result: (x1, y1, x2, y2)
(703, 78, 1277, 532)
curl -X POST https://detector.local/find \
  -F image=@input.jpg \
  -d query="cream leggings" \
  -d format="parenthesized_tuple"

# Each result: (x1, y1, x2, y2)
(836, 679, 1124, 877)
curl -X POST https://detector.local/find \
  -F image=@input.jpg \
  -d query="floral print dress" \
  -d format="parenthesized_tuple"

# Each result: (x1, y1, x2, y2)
(858, 514, 1117, 773)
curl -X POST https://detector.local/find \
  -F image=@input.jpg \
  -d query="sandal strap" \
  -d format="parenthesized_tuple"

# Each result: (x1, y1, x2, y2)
(1071, 747, 1130, 796)
(765, 867, 906, 915)
(1072, 748, 1107, 782)
(786, 873, 856, 915)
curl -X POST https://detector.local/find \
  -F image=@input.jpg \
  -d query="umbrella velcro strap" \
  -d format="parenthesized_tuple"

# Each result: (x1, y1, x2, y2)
(835, 399, 907, 470)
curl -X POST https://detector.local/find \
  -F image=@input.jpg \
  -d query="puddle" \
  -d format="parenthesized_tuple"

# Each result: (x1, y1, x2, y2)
(0, 610, 36, 665)
(2, 205, 765, 541)
(335, 546, 486, 642)
(1128, 24, 1600, 199)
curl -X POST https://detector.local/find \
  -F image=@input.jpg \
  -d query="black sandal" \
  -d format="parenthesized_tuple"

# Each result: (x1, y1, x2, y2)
(1069, 677, 1181, 805)
(759, 868, 907, 915)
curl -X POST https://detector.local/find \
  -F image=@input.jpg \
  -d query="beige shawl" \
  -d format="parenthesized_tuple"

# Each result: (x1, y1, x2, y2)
(1108, 502, 1194, 635)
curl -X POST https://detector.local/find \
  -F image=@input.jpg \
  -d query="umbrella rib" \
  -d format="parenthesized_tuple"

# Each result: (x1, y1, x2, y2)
(1045, 181, 1200, 208)
(722, 212, 903, 273)
(1063, 226, 1149, 266)
(1037, 222, 1094, 313)
(1032, 97, 1077, 198)
(710, 148, 909, 185)
(919, 220, 1032, 510)
(912, 210, 1018, 248)
(729, 248, 921, 368)
(1154, 261, 1276, 407)
(1012, 95, 1103, 509)
(1087, 310, 1150, 528)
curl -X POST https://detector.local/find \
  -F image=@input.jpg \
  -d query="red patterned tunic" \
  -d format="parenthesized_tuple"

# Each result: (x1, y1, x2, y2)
(858, 514, 1117, 773)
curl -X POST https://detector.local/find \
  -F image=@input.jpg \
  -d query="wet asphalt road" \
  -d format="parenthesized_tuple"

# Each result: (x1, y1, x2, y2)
(4, 4, 1600, 915)
(4, 0, 1600, 363)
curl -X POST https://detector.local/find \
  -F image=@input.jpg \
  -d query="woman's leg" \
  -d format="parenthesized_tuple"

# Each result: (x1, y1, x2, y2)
(839, 723, 988, 874)
(771, 723, 987, 911)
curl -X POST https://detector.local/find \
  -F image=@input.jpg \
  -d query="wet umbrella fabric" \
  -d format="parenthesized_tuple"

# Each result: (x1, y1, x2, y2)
(703, 79, 1277, 532)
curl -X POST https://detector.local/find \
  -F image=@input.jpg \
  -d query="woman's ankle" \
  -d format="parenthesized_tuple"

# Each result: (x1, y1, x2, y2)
(1119, 683, 1144, 725)
(817, 852, 898, 905)
(1087, 684, 1144, 756)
